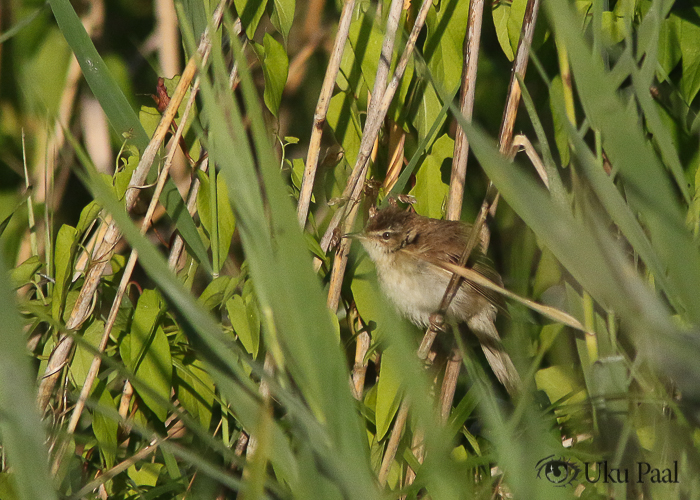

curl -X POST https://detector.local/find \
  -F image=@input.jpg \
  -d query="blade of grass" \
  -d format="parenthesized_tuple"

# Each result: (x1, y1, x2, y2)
(0, 259, 58, 500)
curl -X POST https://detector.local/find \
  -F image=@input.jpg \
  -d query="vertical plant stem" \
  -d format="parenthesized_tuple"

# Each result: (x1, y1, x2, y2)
(437, 0, 486, 440)
(297, 0, 356, 227)
(446, 0, 485, 220)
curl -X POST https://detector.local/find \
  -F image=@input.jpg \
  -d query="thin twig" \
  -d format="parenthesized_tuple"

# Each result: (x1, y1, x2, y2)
(297, 0, 356, 227)
(351, 308, 371, 400)
(37, 0, 230, 415)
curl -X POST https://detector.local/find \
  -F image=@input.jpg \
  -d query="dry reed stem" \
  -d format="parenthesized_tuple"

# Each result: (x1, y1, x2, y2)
(434, 0, 486, 442)
(63, 77, 201, 439)
(378, 399, 409, 485)
(446, 0, 485, 221)
(382, 122, 406, 193)
(155, 0, 181, 78)
(302, 0, 326, 42)
(286, 30, 326, 94)
(513, 134, 549, 187)
(297, 0, 356, 227)
(351, 318, 371, 400)
(36, 0, 230, 414)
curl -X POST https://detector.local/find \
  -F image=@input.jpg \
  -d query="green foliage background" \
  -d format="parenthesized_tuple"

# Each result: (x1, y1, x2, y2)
(1, 0, 700, 498)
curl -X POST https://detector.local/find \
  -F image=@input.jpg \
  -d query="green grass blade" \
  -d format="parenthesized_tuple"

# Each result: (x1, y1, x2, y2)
(48, 0, 149, 149)
(0, 259, 58, 500)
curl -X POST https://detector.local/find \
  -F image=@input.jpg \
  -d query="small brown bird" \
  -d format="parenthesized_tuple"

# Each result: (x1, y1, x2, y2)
(357, 206, 521, 396)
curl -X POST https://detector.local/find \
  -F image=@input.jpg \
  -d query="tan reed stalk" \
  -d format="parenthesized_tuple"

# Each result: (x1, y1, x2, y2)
(296, 0, 356, 227)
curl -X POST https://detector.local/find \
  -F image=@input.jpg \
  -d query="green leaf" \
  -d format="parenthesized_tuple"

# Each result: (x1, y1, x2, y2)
(549, 75, 571, 167)
(326, 91, 362, 168)
(226, 294, 259, 358)
(197, 173, 236, 274)
(9, 256, 41, 290)
(52, 224, 79, 322)
(234, 0, 267, 39)
(255, 34, 289, 117)
(75, 201, 102, 237)
(375, 347, 403, 440)
(657, 14, 681, 75)
(127, 463, 163, 488)
(601, 11, 627, 46)
(92, 382, 118, 469)
(70, 320, 104, 389)
(122, 289, 171, 422)
(270, 0, 295, 46)
(492, 0, 515, 61)
(199, 276, 232, 310)
(175, 358, 215, 431)
(424, 0, 469, 92)
(679, 8, 700, 105)
(534, 365, 586, 408)
(409, 79, 445, 143)
(409, 134, 452, 219)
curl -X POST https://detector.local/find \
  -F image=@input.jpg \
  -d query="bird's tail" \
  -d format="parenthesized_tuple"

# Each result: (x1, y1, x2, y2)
(467, 314, 521, 397)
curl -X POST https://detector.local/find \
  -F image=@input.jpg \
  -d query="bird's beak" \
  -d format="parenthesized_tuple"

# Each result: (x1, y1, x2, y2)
(342, 232, 364, 240)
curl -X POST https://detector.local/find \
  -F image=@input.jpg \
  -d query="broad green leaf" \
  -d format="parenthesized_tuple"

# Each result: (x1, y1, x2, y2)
(492, 0, 515, 61)
(425, 0, 469, 92)
(52, 224, 79, 322)
(70, 320, 104, 389)
(197, 173, 236, 273)
(549, 75, 571, 167)
(127, 463, 163, 488)
(679, 8, 700, 106)
(175, 358, 215, 431)
(601, 11, 627, 46)
(122, 289, 171, 422)
(409, 134, 452, 219)
(92, 381, 118, 469)
(199, 276, 232, 310)
(657, 14, 681, 75)
(9, 256, 41, 290)
(409, 79, 444, 143)
(75, 201, 102, 237)
(255, 34, 289, 117)
(534, 365, 586, 408)
(326, 91, 362, 169)
(270, 0, 295, 46)
(234, 0, 266, 39)
(139, 106, 161, 140)
(226, 294, 259, 358)
(375, 346, 403, 440)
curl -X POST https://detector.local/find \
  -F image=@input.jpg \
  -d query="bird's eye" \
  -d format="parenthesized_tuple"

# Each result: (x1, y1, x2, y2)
(381, 231, 391, 240)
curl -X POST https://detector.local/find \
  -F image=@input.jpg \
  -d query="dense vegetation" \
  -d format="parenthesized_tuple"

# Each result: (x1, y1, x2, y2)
(1, 0, 700, 498)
